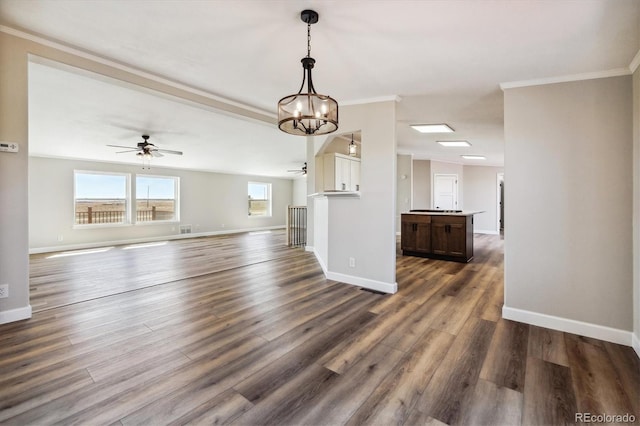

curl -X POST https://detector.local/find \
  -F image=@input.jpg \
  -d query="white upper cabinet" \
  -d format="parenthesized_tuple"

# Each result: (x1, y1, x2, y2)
(323, 153, 361, 192)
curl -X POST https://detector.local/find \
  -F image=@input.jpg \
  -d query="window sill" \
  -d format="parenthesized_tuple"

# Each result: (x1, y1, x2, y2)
(73, 223, 131, 230)
(135, 220, 180, 226)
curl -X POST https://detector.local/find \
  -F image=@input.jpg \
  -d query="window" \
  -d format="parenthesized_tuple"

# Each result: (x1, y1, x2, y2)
(248, 182, 271, 217)
(136, 175, 179, 223)
(74, 171, 129, 225)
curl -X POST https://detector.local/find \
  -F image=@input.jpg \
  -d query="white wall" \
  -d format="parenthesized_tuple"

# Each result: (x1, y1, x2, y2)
(504, 75, 633, 344)
(313, 196, 328, 272)
(431, 160, 464, 209)
(29, 156, 293, 251)
(396, 154, 412, 231)
(313, 100, 397, 293)
(412, 159, 430, 209)
(463, 165, 504, 234)
(292, 176, 307, 206)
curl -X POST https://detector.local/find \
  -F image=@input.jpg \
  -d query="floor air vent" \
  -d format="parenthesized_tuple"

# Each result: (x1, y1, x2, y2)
(179, 225, 192, 234)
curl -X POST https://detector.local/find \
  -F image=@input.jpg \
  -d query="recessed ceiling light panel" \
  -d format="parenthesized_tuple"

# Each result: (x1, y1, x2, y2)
(437, 140, 470, 147)
(410, 123, 454, 133)
(461, 155, 486, 160)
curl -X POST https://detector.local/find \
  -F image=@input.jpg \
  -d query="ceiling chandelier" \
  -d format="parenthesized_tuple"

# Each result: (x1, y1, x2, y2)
(277, 10, 338, 136)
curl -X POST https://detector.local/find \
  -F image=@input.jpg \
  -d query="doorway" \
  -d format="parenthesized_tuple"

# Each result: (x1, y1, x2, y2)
(432, 174, 458, 210)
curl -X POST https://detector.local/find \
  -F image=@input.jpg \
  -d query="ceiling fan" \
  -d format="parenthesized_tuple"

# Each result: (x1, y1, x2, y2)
(287, 162, 307, 175)
(107, 134, 183, 158)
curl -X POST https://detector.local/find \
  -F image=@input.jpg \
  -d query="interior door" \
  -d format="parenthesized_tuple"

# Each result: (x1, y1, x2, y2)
(433, 174, 458, 210)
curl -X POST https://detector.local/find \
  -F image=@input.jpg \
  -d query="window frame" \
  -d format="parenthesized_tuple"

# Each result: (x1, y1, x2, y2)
(134, 174, 180, 225)
(73, 170, 131, 228)
(247, 181, 272, 218)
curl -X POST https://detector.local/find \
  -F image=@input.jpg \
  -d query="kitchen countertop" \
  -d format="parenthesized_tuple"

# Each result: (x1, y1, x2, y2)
(402, 210, 484, 216)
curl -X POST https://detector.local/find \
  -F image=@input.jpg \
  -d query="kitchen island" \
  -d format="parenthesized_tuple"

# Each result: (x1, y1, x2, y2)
(401, 210, 483, 262)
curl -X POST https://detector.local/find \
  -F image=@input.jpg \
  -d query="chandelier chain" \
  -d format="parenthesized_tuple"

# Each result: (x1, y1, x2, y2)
(307, 22, 311, 58)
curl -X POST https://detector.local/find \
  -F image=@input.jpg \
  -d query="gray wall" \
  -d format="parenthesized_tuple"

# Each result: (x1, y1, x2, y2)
(396, 154, 412, 231)
(504, 75, 633, 334)
(29, 156, 293, 251)
(412, 159, 430, 209)
(317, 100, 398, 292)
(463, 165, 504, 233)
(0, 33, 30, 323)
(634, 66, 640, 350)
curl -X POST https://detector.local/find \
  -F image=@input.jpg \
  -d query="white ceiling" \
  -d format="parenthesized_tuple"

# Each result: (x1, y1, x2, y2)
(1, 0, 639, 175)
(28, 59, 306, 177)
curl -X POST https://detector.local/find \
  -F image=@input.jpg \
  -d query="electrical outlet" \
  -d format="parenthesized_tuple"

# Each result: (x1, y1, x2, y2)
(349, 257, 356, 268)
(0, 284, 8, 298)
(57, 234, 64, 242)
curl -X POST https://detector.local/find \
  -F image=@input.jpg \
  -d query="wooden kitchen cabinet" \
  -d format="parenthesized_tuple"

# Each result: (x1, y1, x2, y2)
(431, 215, 469, 258)
(401, 214, 431, 253)
(401, 212, 474, 262)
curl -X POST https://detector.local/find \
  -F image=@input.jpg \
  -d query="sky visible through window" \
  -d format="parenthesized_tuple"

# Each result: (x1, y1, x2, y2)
(136, 176, 175, 199)
(248, 183, 268, 200)
(75, 173, 175, 199)
(75, 173, 126, 199)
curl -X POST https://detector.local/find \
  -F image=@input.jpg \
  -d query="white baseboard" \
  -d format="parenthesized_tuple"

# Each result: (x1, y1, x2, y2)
(475, 229, 500, 235)
(326, 270, 397, 294)
(503, 306, 633, 347)
(314, 250, 328, 276)
(0, 305, 32, 324)
(633, 333, 640, 359)
(29, 226, 286, 254)
(304, 245, 314, 252)
(310, 248, 396, 294)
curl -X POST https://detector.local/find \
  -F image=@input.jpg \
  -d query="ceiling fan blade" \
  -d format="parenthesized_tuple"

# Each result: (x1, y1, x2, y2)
(156, 148, 183, 155)
(151, 151, 164, 158)
(116, 149, 140, 154)
(107, 144, 138, 150)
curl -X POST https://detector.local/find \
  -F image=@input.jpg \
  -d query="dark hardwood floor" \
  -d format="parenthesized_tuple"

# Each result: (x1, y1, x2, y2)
(0, 230, 638, 425)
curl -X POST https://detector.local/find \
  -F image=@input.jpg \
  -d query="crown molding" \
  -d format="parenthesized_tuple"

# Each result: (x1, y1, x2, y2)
(342, 95, 402, 106)
(500, 67, 631, 90)
(0, 25, 276, 119)
(629, 49, 640, 73)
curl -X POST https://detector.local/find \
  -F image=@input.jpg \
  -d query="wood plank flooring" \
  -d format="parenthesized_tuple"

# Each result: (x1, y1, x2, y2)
(0, 230, 638, 425)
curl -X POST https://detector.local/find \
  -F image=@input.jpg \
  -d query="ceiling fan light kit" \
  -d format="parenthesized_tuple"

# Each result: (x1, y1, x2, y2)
(107, 134, 183, 169)
(277, 10, 338, 136)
